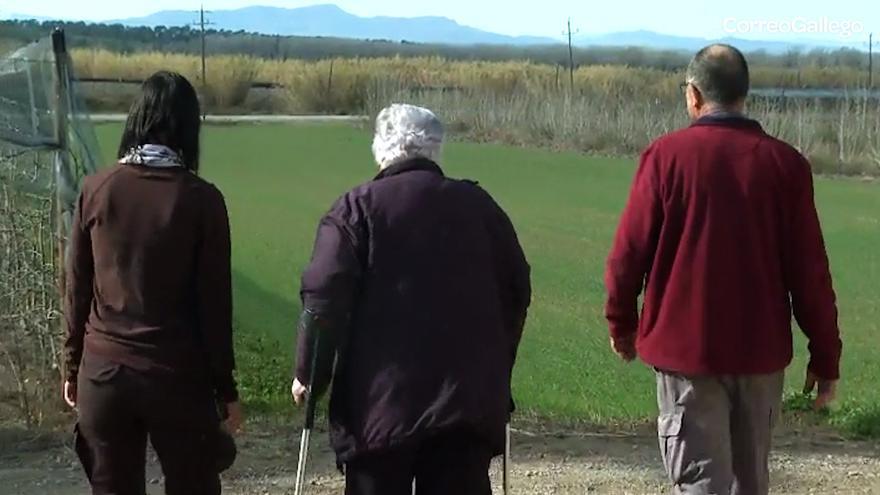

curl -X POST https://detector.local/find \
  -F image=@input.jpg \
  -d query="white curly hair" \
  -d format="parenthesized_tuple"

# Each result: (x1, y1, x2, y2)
(371, 104, 444, 170)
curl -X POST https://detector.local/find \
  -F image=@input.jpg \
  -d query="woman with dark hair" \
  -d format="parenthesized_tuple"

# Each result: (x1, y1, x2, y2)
(63, 71, 242, 495)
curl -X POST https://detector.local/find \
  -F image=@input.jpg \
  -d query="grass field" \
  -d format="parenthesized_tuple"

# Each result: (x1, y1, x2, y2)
(95, 123, 880, 435)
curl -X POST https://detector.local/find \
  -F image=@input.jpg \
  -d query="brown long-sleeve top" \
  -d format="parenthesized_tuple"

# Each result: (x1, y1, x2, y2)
(64, 163, 238, 403)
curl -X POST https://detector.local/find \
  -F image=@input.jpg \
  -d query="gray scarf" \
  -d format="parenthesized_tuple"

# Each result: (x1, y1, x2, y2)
(120, 144, 184, 168)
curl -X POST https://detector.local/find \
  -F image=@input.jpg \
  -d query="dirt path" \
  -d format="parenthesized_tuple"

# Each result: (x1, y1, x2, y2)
(2, 421, 878, 494)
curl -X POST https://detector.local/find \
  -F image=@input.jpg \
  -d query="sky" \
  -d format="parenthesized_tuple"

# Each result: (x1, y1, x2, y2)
(3, 0, 879, 43)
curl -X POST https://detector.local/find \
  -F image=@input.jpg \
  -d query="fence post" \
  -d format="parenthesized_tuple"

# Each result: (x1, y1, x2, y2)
(25, 63, 40, 134)
(326, 60, 334, 113)
(51, 28, 72, 384)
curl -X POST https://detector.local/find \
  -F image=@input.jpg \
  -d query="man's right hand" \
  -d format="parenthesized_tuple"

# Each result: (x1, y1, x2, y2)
(610, 335, 637, 362)
(804, 370, 838, 410)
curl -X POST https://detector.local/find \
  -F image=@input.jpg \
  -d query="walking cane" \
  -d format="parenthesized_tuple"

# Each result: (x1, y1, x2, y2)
(294, 330, 322, 495)
(503, 422, 511, 495)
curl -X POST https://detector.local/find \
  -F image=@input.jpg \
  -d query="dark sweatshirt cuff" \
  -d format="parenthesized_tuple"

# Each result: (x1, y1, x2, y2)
(64, 352, 81, 383)
(294, 360, 309, 384)
(65, 365, 79, 383)
(214, 376, 239, 403)
(294, 310, 337, 399)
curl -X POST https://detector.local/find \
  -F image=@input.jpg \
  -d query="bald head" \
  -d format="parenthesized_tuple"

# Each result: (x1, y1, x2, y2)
(686, 44, 750, 107)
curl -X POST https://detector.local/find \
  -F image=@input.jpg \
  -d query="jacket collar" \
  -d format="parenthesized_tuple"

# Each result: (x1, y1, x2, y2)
(374, 158, 445, 181)
(691, 111, 764, 132)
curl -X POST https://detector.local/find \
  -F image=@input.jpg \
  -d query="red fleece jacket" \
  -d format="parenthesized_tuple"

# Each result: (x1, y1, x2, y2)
(605, 115, 842, 379)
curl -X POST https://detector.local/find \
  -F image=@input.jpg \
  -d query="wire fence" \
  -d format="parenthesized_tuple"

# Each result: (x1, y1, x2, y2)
(0, 32, 99, 425)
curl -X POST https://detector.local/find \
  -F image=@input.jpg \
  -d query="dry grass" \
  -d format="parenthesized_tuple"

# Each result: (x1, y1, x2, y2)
(751, 66, 868, 89)
(70, 50, 880, 175)
(70, 49, 688, 114)
(73, 50, 258, 108)
(72, 50, 873, 113)
(366, 81, 880, 176)
(0, 151, 63, 427)
(79, 50, 861, 113)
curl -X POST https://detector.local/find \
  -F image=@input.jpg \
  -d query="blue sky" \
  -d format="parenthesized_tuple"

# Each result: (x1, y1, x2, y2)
(5, 0, 878, 42)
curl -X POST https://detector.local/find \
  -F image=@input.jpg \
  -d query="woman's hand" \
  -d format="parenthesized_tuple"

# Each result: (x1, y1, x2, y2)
(223, 401, 244, 435)
(63, 380, 77, 408)
(291, 378, 308, 406)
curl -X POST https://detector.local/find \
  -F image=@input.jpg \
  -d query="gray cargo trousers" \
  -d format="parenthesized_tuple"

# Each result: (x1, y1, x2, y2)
(656, 370, 785, 495)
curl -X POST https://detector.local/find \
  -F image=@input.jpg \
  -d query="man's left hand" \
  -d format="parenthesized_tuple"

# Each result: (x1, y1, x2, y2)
(610, 336, 637, 362)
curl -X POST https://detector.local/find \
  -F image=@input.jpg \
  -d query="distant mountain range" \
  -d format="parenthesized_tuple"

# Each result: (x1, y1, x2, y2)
(108, 4, 555, 46)
(6, 4, 863, 53)
(576, 30, 856, 53)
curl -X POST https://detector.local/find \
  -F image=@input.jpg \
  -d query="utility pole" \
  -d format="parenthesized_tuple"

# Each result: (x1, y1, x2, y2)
(198, 5, 214, 87)
(192, 4, 214, 113)
(200, 5, 208, 87)
(868, 33, 877, 89)
(563, 18, 579, 91)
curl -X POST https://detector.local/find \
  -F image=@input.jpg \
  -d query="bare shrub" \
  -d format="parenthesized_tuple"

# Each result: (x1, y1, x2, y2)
(367, 79, 879, 176)
(0, 150, 63, 426)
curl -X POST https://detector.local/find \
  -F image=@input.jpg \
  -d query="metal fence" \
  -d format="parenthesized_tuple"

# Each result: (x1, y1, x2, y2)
(0, 30, 99, 425)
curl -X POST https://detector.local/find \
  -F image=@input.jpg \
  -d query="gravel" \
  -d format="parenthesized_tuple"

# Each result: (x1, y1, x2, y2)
(2, 422, 878, 494)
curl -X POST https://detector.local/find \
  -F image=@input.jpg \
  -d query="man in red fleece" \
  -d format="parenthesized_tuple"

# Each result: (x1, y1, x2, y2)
(605, 44, 842, 495)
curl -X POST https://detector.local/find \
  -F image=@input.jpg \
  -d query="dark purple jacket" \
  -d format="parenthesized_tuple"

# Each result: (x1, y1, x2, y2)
(297, 158, 531, 462)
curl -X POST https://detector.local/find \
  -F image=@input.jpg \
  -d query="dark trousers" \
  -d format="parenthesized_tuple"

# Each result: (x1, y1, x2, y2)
(74, 354, 222, 495)
(345, 430, 494, 495)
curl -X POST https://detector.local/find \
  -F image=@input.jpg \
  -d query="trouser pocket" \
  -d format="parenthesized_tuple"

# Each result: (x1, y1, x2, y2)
(214, 427, 237, 473)
(657, 412, 683, 483)
(73, 422, 95, 482)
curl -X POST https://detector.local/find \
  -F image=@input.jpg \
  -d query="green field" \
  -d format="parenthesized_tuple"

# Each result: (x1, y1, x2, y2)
(96, 123, 880, 434)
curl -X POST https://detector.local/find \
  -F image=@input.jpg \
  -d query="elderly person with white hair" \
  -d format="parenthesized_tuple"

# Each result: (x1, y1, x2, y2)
(291, 104, 531, 495)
